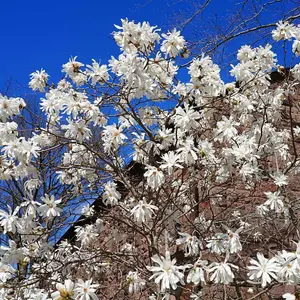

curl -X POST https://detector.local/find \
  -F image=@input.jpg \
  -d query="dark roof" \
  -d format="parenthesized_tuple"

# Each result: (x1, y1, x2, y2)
(58, 161, 145, 243)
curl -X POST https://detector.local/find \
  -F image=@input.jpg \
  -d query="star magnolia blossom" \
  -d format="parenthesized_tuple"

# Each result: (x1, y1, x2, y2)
(29, 69, 49, 92)
(144, 166, 165, 190)
(74, 279, 99, 300)
(172, 103, 201, 131)
(187, 259, 208, 285)
(160, 151, 183, 175)
(51, 279, 75, 300)
(208, 259, 238, 284)
(103, 181, 121, 206)
(147, 251, 186, 291)
(264, 191, 285, 213)
(126, 271, 146, 294)
(130, 199, 158, 223)
(272, 21, 296, 41)
(176, 232, 202, 257)
(37, 194, 62, 218)
(160, 29, 186, 57)
(0, 205, 21, 234)
(247, 253, 280, 287)
(282, 293, 296, 300)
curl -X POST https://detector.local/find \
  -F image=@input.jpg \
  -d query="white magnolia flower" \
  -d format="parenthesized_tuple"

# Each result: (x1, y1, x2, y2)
(75, 224, 99, 247)
(208, 259, 238, 284)
(206, 233, 228, 254)
(81, 204, 95, 217)
(0, 262, 16, 282)
(0, 206, 21, 234)
(29, 69, 49, 92)
(190, 292, 203, 300)
(177, 137, 198, 165)
(237, 45, 255, 62)
(51, 279, 75, 300)
(74, 279, 99, 300)
(147, 250, 186, 292)
(103, 181, 121, 206)
(293, 39, 300, 56)
(29, 290, 49, 300)
(102, 124, 127, 152)
(282, 293, 296, 300)
(126, 271, 145, 294)
(271, 172, 288, 187)
(37, 194, 62, 218)
(247, 253, 280, 287)
(144, 166, 165, 190)
(272, 21, 296, 41)
(62, 118, 92, 143)
(86, 60, 109, 85)
(62, 56, 84, 77)
(113, 19, 160, 53)
(131, 199, 158, 223)
(264, 191, 284, 213)
(161, 29, 186, 57)
(215, 116, 239, 142)
(176, 232, 201, 257)
(160, 151, 183, 175)
(276, 250, 298, 284)
(187, 258, 208, 285)
(224, 226, 243, 254)
(172, 103, 201, 131)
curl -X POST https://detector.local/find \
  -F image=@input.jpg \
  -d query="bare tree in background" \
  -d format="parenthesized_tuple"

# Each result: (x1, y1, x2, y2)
(138, 0, 300, 70)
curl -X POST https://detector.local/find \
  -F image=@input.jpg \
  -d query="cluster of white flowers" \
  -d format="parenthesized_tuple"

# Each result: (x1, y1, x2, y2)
(0, 18, 300, 300)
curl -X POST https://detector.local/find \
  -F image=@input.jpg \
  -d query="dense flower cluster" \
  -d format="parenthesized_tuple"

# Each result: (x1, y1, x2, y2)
(0, 18, 299, 300)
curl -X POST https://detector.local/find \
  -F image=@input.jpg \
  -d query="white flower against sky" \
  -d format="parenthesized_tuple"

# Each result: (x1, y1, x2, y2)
(37, 194, 62, 218)
(0, 205, 20, 234)
(113, 19, 160, 53)
(272, 21, 296, 41)
(86, 60, 109, 85)
(161, 29, 186, 57)
(237, 45, 255, 62)
(62, 56, 84, 77)
(102, 124, 127, 152)
(29, 69, 49, 92)
(62, 118, 92, 143)
(293, 39, 300, 56)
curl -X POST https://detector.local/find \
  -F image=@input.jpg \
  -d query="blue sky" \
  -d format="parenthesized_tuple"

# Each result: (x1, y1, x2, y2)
(0, 0, 298, 95)
(0, 0, 171, 93)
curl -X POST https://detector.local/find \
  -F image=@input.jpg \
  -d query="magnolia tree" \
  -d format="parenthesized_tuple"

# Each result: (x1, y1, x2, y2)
(1, 17, 300, 300)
